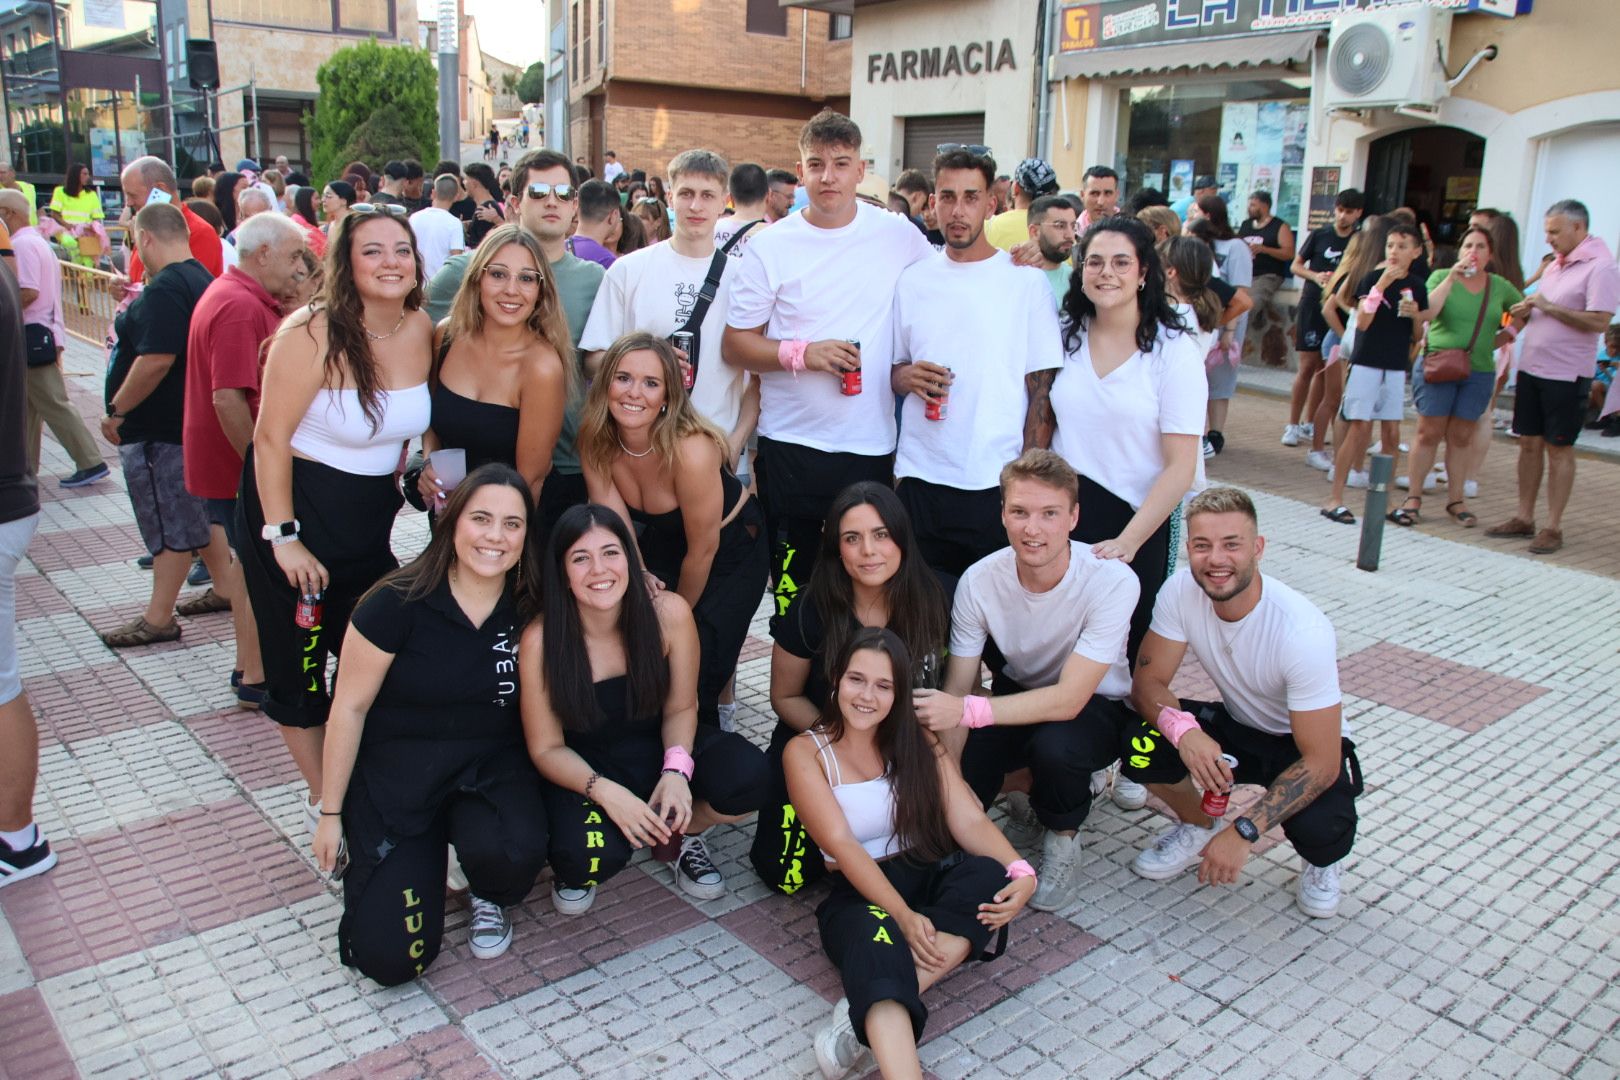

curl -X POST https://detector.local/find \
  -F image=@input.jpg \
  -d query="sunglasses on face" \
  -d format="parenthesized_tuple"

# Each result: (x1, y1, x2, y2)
(526, 182, 576, 201)
(937, 142, 992, 156)
(351, 202, 408, 217)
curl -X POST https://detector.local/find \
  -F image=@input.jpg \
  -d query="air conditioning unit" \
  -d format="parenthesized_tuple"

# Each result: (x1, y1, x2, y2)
(1324, 4, 1453, 112)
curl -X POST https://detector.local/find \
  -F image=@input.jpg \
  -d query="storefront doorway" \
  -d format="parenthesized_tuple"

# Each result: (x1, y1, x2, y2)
(901, 113, 985, 175)
(1366, 125, 1484, 252)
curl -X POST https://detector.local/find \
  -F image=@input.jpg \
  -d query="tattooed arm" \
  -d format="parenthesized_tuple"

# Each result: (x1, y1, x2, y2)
(1022, 368, 1057, 450)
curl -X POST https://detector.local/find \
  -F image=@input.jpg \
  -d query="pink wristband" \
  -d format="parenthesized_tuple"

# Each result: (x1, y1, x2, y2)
(1006, 859, 1035, 880)
(777, 339, 808, 375)
(1361, 293, 1383, 314)
(662, 745, 695, 781)
(1502, 324, 1519, 340)
(960, 695, 994, 729)
(1156, 705, 1201, 748)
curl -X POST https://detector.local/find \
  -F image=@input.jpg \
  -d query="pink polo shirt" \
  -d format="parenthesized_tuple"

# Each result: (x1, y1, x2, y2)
(12, 226, 65, 342)
(1519, 234, 1620, 382)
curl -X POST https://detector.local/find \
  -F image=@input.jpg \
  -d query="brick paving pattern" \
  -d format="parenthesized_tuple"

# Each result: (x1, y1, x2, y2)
(0, 339, 1616, 1076)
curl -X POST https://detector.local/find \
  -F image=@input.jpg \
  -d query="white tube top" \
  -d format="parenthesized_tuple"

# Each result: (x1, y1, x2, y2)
(290, 384, 431, 476)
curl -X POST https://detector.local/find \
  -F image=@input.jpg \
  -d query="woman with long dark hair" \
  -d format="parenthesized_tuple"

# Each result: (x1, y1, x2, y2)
(1187, 203, 1251, 455)
(237, 205, 433, 839)
(1455, 210, 1526, 495)
(288, 185, 327, 257)
(46, 162, 104, 266)
(463, 162, 506, 248)
(320, 180, 357, 237)
(633, 196, 672, 244)
(212, 171, 243, 235)
(787, 628, 1035, 1079)
(576, 332, 768, 728)
(417, 224, 572, 506)
(1029, 217, 1203, 663)
(312, 464, 548, 984)
(519, 505, 766, 911)
(750, 482, 950, 896)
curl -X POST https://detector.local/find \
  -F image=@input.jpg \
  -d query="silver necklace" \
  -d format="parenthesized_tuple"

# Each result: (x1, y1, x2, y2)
(617, 436, 653, 459)
(364, 310, 407, 341)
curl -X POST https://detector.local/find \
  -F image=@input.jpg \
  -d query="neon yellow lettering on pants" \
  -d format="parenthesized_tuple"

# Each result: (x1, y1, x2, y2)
(584, 810, 602, 824)
(404, 912, 424, 934)
(402, 888, 421, 908)
(586, 830, 605, 848)
(408, 939, 425, 958)
(872, 926, 894, 945)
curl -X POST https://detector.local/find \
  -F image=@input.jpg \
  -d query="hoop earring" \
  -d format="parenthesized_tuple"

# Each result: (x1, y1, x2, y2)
(1138, 281, 1145, 291)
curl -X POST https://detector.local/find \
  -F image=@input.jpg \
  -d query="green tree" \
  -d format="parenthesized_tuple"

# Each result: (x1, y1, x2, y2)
(307, 40, 437, 183)
(516, 61, 545, 105)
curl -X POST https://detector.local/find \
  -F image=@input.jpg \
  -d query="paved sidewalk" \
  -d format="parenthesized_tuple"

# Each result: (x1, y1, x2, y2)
(3, 341, 1618, 1078)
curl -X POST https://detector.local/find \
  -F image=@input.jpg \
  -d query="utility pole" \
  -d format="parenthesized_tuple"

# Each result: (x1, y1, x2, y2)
(438, 0, 460, 163)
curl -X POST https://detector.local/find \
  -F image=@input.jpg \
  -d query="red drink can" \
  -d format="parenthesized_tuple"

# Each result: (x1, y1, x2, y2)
(1200, 754, 1239, 818)
(295, 591, 324, 630)
(925, 367, 951, 421)
(841, 340, 862, 396)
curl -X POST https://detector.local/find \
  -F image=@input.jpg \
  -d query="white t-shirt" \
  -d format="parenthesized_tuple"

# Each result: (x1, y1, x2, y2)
(726, 202, 934, 456)
(950, 542, 1138, 700)
(410, 207, 464, 280)
(579, 239, 749, 435)
(892, 251, 1063, 490)
(713, 215, 768, 260)
(1150, 569, 1342, 736)
(1049, 324, 1207, 509)
(602, 161, 625, 183)
(1212, 237, 1253, 344)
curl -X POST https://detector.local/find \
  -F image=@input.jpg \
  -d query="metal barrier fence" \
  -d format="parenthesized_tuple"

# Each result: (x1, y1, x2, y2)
(60, 261, 122, 347)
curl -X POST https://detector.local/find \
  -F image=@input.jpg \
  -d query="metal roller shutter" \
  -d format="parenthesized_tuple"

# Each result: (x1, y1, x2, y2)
(902, 113, 987, 176)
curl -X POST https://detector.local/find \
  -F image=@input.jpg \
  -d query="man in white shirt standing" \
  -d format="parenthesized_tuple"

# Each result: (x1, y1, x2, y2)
(914, 451, 1140, 913)
(724, 110, 933, 619)
(601, 151, 625, 184)
(711, 162, 772, 260)
(892, 147, 1063, 578)
(580, 148, 757, 469)
(409, 174, 466, 280)
(1125, 486, 1360, 918)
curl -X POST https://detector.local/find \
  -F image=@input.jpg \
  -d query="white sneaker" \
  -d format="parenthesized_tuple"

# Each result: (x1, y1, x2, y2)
(1281, 424, 1302, 447)
(1346, 469, 1369, 490)
(1395, 472, 1437, 492)
(1001, 791, 1041, 846)
(1089, 768, 1111, 798)
(1367, 440, 1409, 455)
(1300, 422, 1315, 439)
(1030, 831, 1081, 912)
(716, 702, 738, 733)
(1296, 860, 1342, 918)
(814, 997, 863, 1079)
(1132, 821, 1214, 881)
(1305, 449, 1334, 471)
(1111, 774, 1148, 811)
(467, 895, 513, 959)
(446, 846, 469, 893)
(551, 882, 596, 915)
(1463, 479, 1479, 499)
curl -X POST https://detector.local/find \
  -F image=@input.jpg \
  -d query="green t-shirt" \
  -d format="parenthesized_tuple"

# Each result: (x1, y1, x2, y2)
(1043, 263, 1073, 310)
(1425, 269, 1522, 373)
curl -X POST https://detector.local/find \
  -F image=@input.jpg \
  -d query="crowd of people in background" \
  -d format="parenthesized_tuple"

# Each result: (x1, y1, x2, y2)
(1, 105, 1616, 1080)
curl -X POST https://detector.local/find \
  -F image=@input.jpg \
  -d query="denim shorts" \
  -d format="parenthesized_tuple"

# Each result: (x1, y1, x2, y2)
(1412, 364, 1495, 421)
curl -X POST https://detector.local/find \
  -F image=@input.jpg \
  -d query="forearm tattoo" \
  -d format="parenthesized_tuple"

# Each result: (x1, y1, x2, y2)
(1249, 758, 1333, 833)
(1023, 370, 1057, 450)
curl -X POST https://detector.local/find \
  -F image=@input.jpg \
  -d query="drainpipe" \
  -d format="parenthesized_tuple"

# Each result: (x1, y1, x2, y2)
(1034, 0, 1056, 158)
(801, 10, 808, 92)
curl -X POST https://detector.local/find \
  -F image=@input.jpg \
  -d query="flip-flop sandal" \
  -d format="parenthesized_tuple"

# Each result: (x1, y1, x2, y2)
(1320, 506, 1356, 525)
(1446, 501, 1478, 528)
(1386, 501, 1420, 527)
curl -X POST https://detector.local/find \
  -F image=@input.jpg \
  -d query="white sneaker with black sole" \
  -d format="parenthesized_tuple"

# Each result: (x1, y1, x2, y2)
(0, 826, 58, 889)
(467, 895, 513, 958)
(1296, 859, 1342, 918)
(1111, 774, 1148, 810)
(814, 997, 863, 1079)
(552, 882, 596, 915)
(1131, 821, 1215, 880)
(1000, 791, 1041, 846)
(674, 835, 725, 900)
(1030, 831, 1081, 912)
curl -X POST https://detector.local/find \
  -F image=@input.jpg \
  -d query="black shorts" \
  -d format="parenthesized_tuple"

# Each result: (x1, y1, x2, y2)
(1295, 298, 1330, 354)
(1512, 372, 1589, 447)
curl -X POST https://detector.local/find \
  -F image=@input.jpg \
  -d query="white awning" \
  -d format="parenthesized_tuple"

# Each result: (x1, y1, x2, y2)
(1051, 29, 1320, 81)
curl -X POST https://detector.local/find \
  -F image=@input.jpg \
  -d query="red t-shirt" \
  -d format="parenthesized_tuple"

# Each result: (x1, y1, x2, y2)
(183, 268, 282, 499)
(130, 201, 225, 282)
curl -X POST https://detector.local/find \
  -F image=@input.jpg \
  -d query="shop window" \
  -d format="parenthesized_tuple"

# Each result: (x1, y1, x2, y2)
(597, 0, 606, 67)
(746, 0, 787, 36)
(7, 84, 67, 177)
(1117, 79, 1309, 224)
(829, 14, 852, 41)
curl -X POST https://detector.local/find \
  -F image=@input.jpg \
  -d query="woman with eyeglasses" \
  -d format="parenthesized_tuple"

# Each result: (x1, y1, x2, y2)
(576, 332, 768, 731)
(415, 224, 573, 509)
(1027, 217, 1204, 663)
(236, 205, 434, 840)
(464, 163, 506, 249)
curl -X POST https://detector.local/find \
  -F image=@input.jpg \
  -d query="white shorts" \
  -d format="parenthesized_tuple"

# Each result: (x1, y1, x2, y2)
(1342, 365, 1406, 422)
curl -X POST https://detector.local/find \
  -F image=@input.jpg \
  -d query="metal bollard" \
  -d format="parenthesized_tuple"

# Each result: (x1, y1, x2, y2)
(1357, 453, 1395, 571)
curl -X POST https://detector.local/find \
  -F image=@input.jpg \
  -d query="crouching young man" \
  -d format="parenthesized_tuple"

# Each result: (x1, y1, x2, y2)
(1123, 486, 1363, 917)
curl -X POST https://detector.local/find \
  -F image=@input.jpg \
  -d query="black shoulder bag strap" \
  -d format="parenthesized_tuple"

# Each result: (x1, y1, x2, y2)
(673, 250, 731, 384)
(720, 219, 765, 256)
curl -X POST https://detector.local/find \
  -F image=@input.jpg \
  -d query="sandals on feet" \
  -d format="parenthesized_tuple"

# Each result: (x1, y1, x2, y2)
(1446, 501, 1478, 528)
(1387, 498, 1421, 527)
(176, 588, 231, 616)
(1320, 506, 1356, 525)
(99, 616, 182, 649)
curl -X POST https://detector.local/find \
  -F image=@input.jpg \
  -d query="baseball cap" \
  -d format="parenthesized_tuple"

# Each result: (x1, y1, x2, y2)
(1014, 158, 1058, 195)
(235, 158, 260, 173)
(1194, 175, 1218, 190)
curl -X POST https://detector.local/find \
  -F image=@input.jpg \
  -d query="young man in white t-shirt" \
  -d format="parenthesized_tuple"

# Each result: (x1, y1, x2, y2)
(724, 110, 933, 621)
(711, 162, 771, 261)
(914, 451, 1139, 913)
(1125, 486, 1360, 918)
(892, 149, 1063, 579)
(409, 174, 467, 280)
(580, 148, 757, 461)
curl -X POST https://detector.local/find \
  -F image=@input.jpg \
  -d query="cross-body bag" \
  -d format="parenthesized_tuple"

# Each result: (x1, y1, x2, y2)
(25, 322, 58, 367)
(1423, 277, 1490, 384)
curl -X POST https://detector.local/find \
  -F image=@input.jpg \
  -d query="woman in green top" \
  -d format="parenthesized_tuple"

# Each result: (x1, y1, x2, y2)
(1398, 226, 1525, 528)
(47, 162, 105, 265)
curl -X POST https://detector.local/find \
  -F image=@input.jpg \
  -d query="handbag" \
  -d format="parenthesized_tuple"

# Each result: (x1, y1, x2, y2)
(24, 322, 57, 368)
(1423, 277, 1490, 384)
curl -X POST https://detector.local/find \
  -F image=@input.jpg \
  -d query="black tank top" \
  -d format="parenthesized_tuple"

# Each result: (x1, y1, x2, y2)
(429, 382, 521, 473)
(627, 467, 747, 588)
(1239, 216, 1290, 279)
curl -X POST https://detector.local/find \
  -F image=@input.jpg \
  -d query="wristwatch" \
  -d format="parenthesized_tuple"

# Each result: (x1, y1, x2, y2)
(1233, 816, 1260, 843)
(261, 519, 300, 542)
(105, 403, 124, 418)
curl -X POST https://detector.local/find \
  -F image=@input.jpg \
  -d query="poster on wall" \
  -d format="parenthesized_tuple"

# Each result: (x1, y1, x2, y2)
(1169, 160, 1194, 198)
(83, 0, 124, 29)
(1255, 103, 1286, 167)
(1283, 108, 1308, 166)
(1220, 104, 1256, 164)
(1220, 100, 1311, 220)
(1217, 163, 1240, 204)
(1141, 172, 1164, 196)
(89, 129, 149, 179)
(1306, 165, 1343, 231)
(1277, 166, 1304, 227)
(1251, 164, 1276, 198)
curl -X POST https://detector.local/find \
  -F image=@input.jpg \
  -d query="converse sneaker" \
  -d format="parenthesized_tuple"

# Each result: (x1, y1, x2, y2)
(1305, 449, 1334, 471)
(674, 835, 725, 900)
(1296, 860, 1342, 918)
(0, 826, 58, 889)
(1001, 790, 1041, 846)
(467, 895, 514, 958)
(1131, 821, 1214, 880)
(1111, 774, 1148, 811)
(1280, 424, 1303, 447)
(1030, 831, 1081, 912)
(552, 882, 596, 915)
(814, 997, 863, 1079)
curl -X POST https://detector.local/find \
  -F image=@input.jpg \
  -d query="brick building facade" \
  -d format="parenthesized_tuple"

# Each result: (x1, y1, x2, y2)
(555, 0, 852, 178)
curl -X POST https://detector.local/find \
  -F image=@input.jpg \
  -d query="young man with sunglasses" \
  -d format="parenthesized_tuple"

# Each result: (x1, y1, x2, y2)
(424, 149, 605, 532)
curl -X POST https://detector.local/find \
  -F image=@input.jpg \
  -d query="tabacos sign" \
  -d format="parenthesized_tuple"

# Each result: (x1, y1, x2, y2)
(866, 39, 1018, 82)
(1059, 0, 1528, 51)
